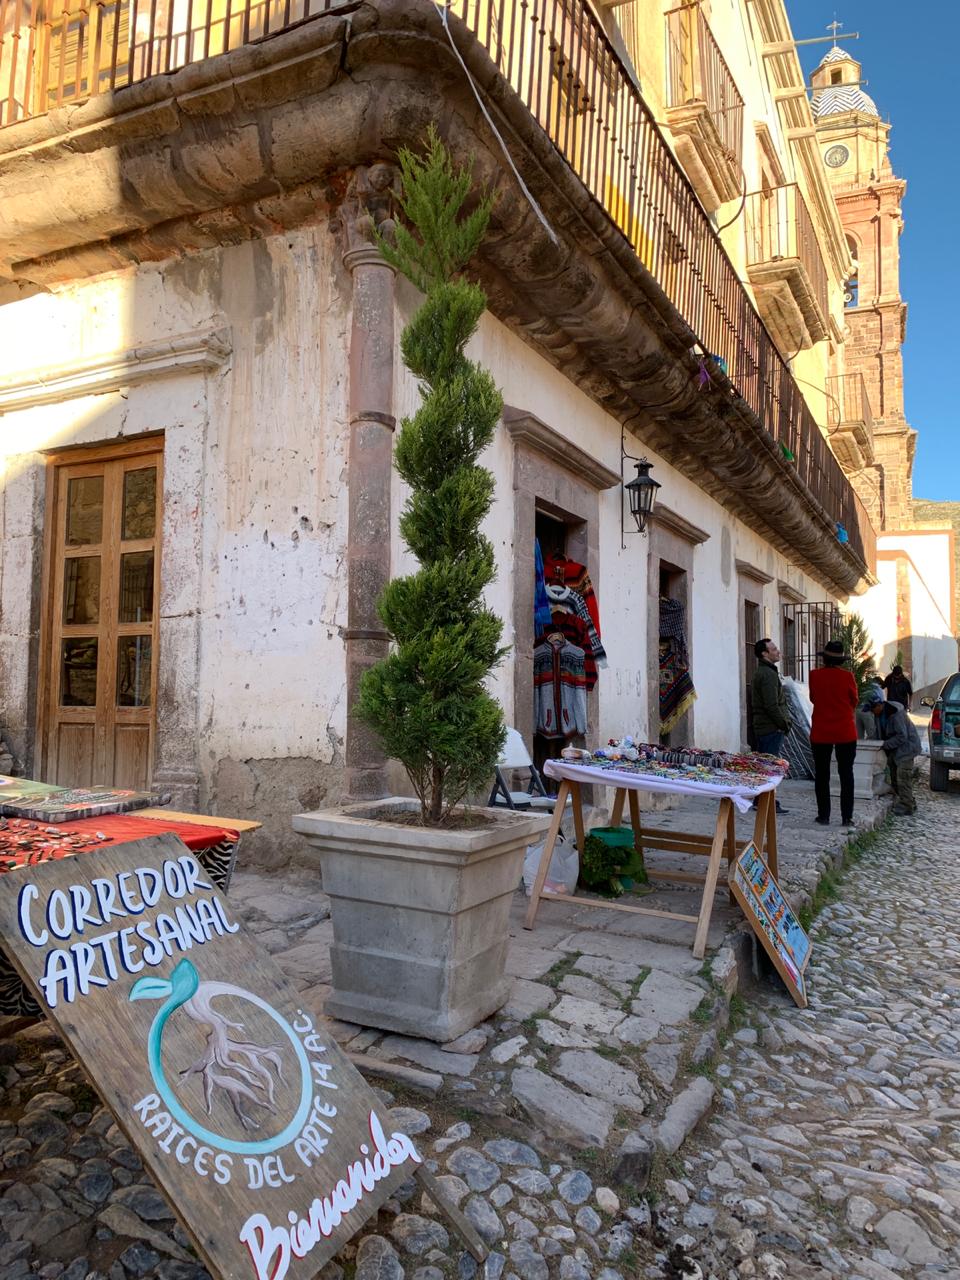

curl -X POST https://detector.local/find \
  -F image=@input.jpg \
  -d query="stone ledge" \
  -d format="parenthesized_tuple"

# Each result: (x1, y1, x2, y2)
(0, 327, 232, 413)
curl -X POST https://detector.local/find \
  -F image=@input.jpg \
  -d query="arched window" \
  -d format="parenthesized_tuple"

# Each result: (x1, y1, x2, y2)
(844, 234, 859, 308)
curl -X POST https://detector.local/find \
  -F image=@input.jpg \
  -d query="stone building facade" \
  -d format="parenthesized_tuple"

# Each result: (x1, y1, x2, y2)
(0, 0, 878, 863)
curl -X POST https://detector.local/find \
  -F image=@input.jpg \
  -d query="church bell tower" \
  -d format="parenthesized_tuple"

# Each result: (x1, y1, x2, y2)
(812, 44, 916, 530)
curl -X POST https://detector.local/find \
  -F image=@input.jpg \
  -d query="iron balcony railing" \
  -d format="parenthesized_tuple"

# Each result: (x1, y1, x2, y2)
(826, 372, 874, 435)
(0, 0, 873, 571)
(745, 183, 830, 326)
(665, 2, 743, 165)
(0, 0, 332, 123)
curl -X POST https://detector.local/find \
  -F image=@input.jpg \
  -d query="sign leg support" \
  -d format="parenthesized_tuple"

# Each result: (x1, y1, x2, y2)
(415, 1166, 489, 1261)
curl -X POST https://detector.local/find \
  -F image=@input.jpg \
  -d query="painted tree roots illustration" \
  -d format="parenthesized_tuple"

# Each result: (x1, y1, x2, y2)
(180, 982, 285, 1129)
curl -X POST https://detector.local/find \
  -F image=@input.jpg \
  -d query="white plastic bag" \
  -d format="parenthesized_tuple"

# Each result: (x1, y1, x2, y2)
(522, 838, 579, 897)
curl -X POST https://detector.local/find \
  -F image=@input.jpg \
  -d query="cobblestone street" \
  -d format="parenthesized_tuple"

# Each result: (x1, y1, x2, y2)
(1, 772, 959, 1280)
(669, 776, 960, 1280)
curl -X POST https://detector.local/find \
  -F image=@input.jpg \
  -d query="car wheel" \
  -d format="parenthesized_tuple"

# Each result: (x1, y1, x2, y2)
(930, 760, 949, 792)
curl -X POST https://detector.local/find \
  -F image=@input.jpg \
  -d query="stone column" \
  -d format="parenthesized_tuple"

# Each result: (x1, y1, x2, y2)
(339, 166, 397, 801)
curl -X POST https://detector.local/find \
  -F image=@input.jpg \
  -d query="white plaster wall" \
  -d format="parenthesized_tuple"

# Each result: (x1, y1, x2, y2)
(858, 531, 957, 694)
(897, 533, 957, 690)
(857, 559, 898, 670)
(392, 286, 834, 756)
(0, 226, 351, 841)
(1, 221, 844, 843)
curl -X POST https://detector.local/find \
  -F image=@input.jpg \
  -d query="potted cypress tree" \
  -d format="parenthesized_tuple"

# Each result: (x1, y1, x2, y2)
(294, 133, 549, 1042)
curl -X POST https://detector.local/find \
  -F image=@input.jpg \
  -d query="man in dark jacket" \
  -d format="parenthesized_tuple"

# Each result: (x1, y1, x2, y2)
(872, 699, 921, 816)
(883, 665, 913, 711)
(750, 638, 790, 814)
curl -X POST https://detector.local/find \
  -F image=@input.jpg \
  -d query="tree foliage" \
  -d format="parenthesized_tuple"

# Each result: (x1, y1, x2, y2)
(357, 130, 506, 824)
(833, 612, 876, 703)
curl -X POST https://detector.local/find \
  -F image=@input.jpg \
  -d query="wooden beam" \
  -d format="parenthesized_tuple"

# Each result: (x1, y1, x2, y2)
(774, 87, 808, 102)
(415, 1167, 489, 1262)
(787, 127, 818, 140)
(762, 41, 795, 56)
(557, 894, 700, 924)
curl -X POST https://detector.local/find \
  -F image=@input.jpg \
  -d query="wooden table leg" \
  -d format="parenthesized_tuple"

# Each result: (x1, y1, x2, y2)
(765, 790, 780, 878)
(627, 789, 644, 873)
(751, 790, 769, 854)
(693, 798, 731, 959)
(524, 780, 572, 931)
(610, 787, 627, 827)
(725, 796, 737, 902)
(571, 782, 587, 859)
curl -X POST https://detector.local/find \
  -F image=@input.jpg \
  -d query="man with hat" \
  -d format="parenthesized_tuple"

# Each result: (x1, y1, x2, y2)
(809, 639, 859, 826)
(871, 695, 921, 816)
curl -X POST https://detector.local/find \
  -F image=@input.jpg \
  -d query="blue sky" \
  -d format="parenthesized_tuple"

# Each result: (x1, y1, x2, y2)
(795, 0, 958, 503)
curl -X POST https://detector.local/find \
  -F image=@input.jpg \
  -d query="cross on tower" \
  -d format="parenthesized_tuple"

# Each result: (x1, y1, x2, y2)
(827, 18, 843, 41)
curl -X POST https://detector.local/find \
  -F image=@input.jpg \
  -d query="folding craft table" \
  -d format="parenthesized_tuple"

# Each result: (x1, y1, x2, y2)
(524, 757, 783, 959)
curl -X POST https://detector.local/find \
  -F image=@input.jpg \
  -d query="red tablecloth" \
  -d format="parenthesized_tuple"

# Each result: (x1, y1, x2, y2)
(0, 813, 242, 1017)
(65, 813, 239, 853)
(0, 814, 238, 871)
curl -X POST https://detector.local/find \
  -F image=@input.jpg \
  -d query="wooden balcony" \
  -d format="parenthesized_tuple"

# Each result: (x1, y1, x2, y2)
(826, 372, 875, 473)
(664, 3, 744, 213)
(745, 184, 830, 354)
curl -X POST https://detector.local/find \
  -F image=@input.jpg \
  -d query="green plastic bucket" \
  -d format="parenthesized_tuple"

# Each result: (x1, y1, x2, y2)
(586, 826, 647, 883)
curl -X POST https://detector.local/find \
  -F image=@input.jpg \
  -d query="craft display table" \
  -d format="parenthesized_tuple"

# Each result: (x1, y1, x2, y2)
(524, 758, 782, 959)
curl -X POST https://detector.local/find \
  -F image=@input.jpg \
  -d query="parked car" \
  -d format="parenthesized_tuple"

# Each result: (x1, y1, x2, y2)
(921, 674, 960, 791)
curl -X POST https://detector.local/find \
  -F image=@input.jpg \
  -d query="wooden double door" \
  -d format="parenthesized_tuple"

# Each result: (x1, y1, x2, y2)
(40, 440, 162, 791)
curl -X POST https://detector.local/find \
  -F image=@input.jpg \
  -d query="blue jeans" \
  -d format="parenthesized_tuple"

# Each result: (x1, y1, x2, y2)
(756, 731, 785, 757)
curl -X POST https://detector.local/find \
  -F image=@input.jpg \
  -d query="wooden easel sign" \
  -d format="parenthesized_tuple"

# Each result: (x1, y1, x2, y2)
(0, 833, 426, 1280)
(729, 841, 811, 1009)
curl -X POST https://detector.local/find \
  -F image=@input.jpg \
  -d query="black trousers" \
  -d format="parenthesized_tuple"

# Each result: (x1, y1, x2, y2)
(812, 740, 857, 822)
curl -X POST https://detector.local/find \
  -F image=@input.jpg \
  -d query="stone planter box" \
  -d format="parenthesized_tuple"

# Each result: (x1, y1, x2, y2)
(292, 798, 550, 1042)
(829, 740, 893, 801)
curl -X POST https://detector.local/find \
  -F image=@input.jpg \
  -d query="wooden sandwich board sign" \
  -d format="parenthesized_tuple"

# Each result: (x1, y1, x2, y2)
(0, 833, 478, 1280)
(729, 841, 811, 1009)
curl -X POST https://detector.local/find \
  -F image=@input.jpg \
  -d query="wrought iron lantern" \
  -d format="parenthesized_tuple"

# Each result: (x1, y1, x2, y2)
(619, 426, 661, 548)
(625, 458, 660, 534)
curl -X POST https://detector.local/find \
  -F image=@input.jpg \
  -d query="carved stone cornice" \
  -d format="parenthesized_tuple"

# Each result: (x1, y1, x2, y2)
(0, 327, 231, 413)
(777, 579, 806, 603)
(653, 506, 710, 546)
(736, 559, 775, 586)
(503, 407, 620, 491)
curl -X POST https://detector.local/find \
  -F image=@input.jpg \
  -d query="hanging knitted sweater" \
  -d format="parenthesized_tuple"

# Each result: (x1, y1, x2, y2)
(533, 635, 588, 739)
(545, 584, 607, 668)
(537, 611, 598, 690)
(544, 553, 602, 636)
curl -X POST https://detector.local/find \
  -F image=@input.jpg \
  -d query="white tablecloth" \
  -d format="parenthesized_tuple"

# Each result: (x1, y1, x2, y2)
(543, 757, 782, 814)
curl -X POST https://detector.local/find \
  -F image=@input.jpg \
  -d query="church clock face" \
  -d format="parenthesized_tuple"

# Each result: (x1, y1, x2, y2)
(825, 144, 850, 169)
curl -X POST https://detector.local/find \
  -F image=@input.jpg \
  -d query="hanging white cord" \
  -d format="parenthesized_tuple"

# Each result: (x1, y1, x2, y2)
(434, 0, 560, 245)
